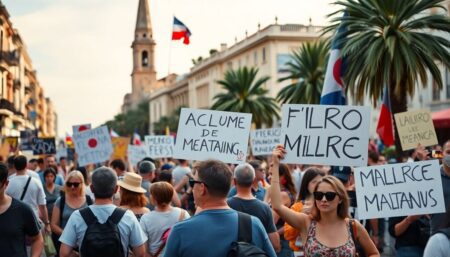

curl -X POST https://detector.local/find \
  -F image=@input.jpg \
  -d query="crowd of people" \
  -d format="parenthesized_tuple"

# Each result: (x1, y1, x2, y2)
(0, 139, 449, 257)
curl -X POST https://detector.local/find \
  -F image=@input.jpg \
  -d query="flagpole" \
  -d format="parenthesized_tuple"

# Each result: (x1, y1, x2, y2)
(168, 15, 174, 76)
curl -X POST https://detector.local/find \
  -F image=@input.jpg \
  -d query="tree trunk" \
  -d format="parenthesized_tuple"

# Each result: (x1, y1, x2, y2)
(389, 82, 408, 162)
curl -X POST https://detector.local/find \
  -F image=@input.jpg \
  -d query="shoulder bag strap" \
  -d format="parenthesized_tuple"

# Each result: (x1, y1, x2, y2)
(59, 195, 66, 225)
(20, 176, 32, 201)
(178, 209, 185, 221)
(237, 212, 252, 243)
(80, 207, 98, 226)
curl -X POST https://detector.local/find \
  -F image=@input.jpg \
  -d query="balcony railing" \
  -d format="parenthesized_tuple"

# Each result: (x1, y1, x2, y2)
(0, 50, 19, 66)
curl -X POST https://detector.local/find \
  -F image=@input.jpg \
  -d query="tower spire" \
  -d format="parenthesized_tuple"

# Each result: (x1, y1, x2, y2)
(135, 0, 152, 33)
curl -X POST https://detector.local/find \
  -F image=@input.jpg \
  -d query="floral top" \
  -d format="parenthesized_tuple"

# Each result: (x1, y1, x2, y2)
(304, 220, 355, 257)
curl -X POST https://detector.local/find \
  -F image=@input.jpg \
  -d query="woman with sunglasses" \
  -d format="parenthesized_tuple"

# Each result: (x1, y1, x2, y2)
(270, 145, 379, 257)
(51, 170, 93, 256)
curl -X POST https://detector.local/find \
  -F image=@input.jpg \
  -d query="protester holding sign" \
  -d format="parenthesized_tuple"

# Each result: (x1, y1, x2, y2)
(270, 145, 379, 257)
(388, 214, 430, 257)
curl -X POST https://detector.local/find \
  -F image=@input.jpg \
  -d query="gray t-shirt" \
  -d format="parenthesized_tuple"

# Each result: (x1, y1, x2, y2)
(172, 166, 191, 186)
(139, 207, 190, 255)
(59, 204, 147, 256)
(44, 185, 61, 219)
(54, 196, 89, 229)
(227, 197, 277, 234)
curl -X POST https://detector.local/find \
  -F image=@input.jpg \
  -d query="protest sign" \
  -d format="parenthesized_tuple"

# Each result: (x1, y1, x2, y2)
(173, 108, 252, 163)
(250, 128, 281, 156)
(281, 104, 370, 166)
(354, 160, 445, 219)
(145, 135, 174, 158)
(5, 137, 18, 153)
(394, 109, 438, 151)
(72, 124, 92, 135)
(0, 142, 10, 159)
(128, 145, 148, 166)
(111, 137, 130, 159)
(56, 147, 68, 160)
(20, 130, 37, 151)
(73, 126, 113, 167)
(32, 137, 56, 155)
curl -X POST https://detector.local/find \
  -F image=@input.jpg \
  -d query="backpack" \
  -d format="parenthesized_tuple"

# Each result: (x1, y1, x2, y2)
(227, 212, 269, 257)
(80, 207, 127, 257)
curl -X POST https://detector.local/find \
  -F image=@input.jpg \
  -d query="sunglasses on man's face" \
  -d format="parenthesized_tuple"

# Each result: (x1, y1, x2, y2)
(188, 178, 208, 188)
(313, 191, 338, 201)
(66, 182, 81, 188)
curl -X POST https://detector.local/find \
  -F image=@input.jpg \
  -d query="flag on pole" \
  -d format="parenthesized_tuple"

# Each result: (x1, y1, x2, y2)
(110, 128, 119, 137)
(65, 132, 73, 148)
(133, 132, 142, 146)
(320, 12, 348, 105)
(376, 87, 395, 146)
(172, 16, 192, 45)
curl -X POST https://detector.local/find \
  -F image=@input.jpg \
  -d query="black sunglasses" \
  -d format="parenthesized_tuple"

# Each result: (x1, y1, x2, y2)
(188, 178, 208, 188)
(313, 191, 338, 201)
(66, 182, 81, 188)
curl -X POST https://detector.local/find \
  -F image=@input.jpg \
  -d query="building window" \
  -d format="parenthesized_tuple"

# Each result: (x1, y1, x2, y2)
(227, 61, 232, 70)
(142, 51, 149, 67)
(262, 47, 266, 63)
(432, 78, 440, 101)
(446, 68, 450, 99)
(143, 33, 147, 38)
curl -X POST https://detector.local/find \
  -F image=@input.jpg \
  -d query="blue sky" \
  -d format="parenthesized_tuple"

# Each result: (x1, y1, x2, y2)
(3, 0, 336, 136)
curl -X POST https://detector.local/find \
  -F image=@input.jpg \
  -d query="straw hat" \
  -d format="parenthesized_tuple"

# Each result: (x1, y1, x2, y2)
(117, 172, 146, 193)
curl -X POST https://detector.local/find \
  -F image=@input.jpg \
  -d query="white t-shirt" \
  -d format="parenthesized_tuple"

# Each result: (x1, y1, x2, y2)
(59, 204, 147, 256)
(140, 207, 190, 255)
(6, 174, 46, 219)
(9, 170, 42, 186)
(172, 166, 191, 186)
(423, 232, 450, 257)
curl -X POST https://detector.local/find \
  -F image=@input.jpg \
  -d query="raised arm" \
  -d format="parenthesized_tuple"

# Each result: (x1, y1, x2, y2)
(269, 145, 309, 232)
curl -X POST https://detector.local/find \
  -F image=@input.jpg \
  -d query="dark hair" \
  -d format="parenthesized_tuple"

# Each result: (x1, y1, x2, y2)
(43, 168, 57, 182)
(248, 160, 262, 170)
(29, 158, 38, 163)
(77, 166, 89, 185)
(368, 151, 379, 163)
(178, 159, 187, 164)
(157, 171, 172, 183)
(37, 158, 44, 165)
(198, 160, 232, 198)
(110, 159, 126, 171)
(7, 156, 15, 167)
(0, 162, 8, 183)
(91, 167, 117, 199)
(279, 163, 297, 197)
(59, 156, 66, 162)
(13, 155, 27, 171)
(298, 167, 325, 201)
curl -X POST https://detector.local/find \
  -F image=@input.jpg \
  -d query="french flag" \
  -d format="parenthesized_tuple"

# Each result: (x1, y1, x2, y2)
(320, 13, 348, 105)
(172, 17, 191, 45)
(376, 87, 395, 146)
(133, 132, 142, 146)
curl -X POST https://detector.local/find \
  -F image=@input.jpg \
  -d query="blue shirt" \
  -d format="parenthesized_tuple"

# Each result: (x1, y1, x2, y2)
(38, 171, 64, 186)
(59, 204, 147, 256)
(228, 184, 266, 201)
(164, 209, 276, 257)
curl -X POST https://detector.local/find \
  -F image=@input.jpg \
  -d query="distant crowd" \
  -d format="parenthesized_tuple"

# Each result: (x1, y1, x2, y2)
(0, 139, 449, 257)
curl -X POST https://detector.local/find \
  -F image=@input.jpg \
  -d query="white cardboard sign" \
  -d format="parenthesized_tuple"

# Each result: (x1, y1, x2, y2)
(73, 126, 113, 166)
(251, 128, 281, 156)
(127, 145, 148, 166)
(281, 104, 370, 166)
(145, 135, 174, 158)
(173, 108, 252, 164)
(354, 160, 445, 220)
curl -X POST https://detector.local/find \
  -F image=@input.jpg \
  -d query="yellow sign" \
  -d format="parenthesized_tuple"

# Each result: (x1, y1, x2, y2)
(111, 137, 130, 159)
(394, 109, 438, 151)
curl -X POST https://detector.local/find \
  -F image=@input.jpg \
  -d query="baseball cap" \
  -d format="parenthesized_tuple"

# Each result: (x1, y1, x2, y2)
(139, 161, 156, 174)
(331, 166, 352, 182)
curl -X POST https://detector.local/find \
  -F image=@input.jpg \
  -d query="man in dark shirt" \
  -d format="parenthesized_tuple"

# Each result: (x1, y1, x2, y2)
(0, 162, 43, 257)
(227, 163, 280, 252)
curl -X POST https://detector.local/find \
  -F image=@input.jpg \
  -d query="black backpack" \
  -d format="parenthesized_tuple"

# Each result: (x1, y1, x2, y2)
(80, 207, 127, 257)
(227, 212, 269, 257)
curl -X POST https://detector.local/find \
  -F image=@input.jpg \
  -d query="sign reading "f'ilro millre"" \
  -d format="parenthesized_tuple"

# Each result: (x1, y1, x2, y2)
(173, 108, 252, 164)
(281, 104, 370, 167)
(354, 160, 445, 220)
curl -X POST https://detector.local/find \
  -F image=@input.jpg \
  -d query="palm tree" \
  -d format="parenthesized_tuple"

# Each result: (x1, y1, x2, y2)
(325, 0, 450, 155)
(212, 67, 280, 128)
(277, 40, 329, 104)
